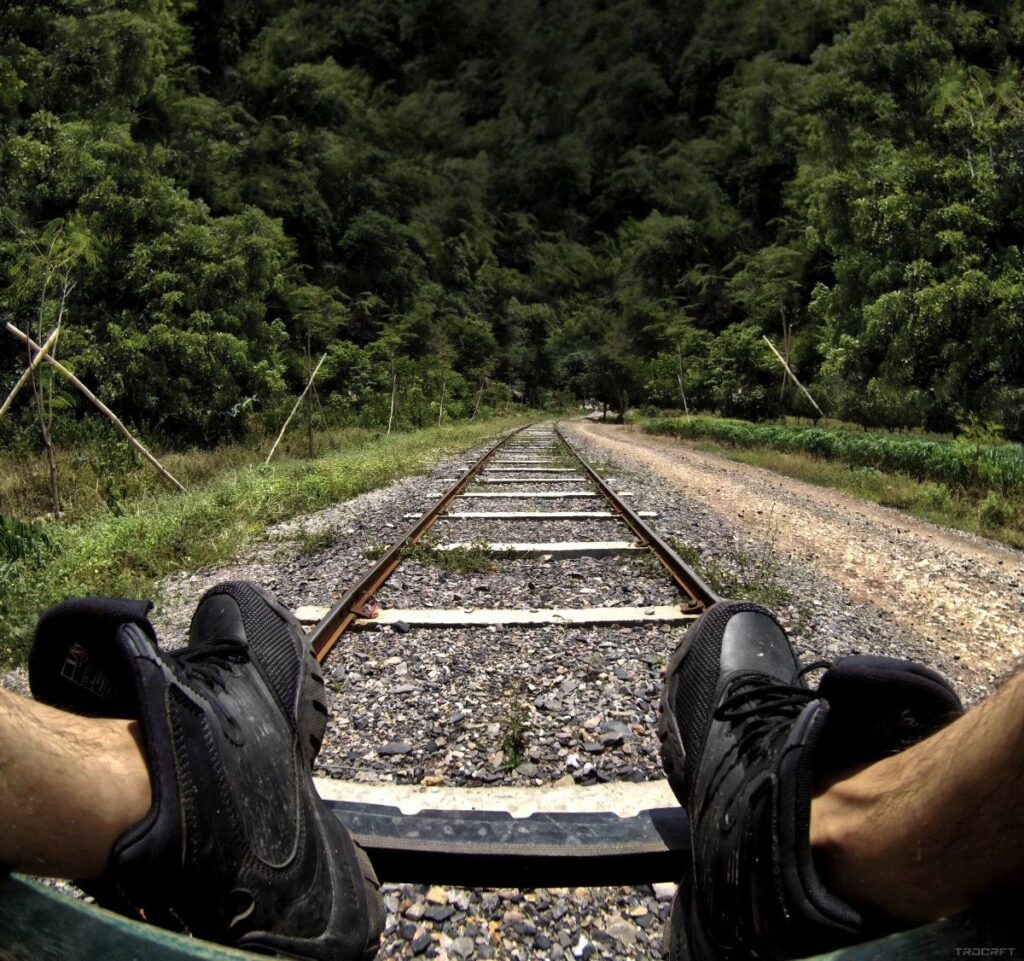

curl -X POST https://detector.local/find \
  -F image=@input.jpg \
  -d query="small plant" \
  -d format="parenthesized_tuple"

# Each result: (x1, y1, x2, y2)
(296, 528, 337, 555)
(919, 482, 950, 510)
(500, 703, 530, 769)
(0, 513, 53, 564)
(670, 535, 791, 609)
(622, 550, 664, 578)
(978, 491, 1011, 528)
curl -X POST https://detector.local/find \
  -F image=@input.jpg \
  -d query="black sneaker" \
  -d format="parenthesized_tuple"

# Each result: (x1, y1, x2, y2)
(657, 601, 962, 961)
(188, 580, 328, 768)
(29, 591, 385, 961)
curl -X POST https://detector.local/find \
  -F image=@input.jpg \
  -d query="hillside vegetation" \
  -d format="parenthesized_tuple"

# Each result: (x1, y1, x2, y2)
(2, 1, 1024, 449)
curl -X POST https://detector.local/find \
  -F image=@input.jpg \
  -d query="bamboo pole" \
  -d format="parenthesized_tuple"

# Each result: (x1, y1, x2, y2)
(386, 357, 396, 438)
(5, 323, 186, 493)
(762, 335, 824, 419)
(0, 325, 61, 421)
(265, 352, 327, 464)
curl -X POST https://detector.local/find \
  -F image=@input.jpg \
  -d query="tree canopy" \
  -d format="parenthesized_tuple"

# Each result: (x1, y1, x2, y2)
(3, 0, 1023, 444)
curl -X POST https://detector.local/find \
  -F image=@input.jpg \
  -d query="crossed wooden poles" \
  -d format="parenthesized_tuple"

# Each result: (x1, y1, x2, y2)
(2, 322, 186, 493)
(3, 323, 331, 494)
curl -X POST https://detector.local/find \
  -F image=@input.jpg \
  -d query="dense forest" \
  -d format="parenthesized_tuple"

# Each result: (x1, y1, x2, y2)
(2, 0, 1024, 448)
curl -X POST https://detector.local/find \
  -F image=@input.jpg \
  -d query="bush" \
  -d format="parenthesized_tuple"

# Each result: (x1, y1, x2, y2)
(978, 492, 1011, 528)
(643, 415, 1024, 494)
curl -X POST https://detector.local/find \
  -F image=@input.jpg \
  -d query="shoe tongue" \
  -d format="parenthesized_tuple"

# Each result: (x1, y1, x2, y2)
(28, 597, 157, 718)
(815, 655, 963, 777)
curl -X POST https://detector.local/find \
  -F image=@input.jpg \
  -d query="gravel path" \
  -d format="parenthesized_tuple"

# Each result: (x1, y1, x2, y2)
(5, 419, 1022, 959)
(565, 420, 1024, 705)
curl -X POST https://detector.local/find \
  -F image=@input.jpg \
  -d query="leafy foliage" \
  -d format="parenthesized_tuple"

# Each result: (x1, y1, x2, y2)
(3, 0, 1024, 457)
(646, 415, 1024, 495)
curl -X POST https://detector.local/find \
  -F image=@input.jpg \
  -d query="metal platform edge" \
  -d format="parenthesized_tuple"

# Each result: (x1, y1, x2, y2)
(329, 800, 689, 886)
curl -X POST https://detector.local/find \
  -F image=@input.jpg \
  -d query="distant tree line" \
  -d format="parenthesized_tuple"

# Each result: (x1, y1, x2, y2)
(2, 0, 1022, 446)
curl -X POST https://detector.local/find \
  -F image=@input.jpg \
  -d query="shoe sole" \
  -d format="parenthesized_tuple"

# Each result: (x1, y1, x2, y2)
(657, 615, 703, 808)
(193, 582, 328, 769)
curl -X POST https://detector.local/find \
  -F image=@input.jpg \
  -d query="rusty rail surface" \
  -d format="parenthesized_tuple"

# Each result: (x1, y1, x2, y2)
(308, 425, 528, 662)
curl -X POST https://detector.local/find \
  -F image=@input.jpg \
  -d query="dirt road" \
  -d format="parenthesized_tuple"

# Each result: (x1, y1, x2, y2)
(565, 420, 1024, 695)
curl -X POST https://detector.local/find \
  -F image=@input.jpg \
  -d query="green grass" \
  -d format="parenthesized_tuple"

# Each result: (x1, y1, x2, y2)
(643, 415, 1024, 494)
(0, 416, 529, 667)
(671, 534, 792, 611)
(639, 416, 1024, 550)
(402, 537, 497, 575)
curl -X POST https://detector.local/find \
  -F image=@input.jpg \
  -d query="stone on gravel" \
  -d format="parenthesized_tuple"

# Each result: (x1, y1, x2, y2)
(426, 885, 449, 905)
(606, 915, 638, 946)
(378, 741, 414, 756)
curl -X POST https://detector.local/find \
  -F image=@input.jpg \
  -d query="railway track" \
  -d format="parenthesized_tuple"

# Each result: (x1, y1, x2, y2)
(302, 422, 718, 887)
(307, 423, 716, 660)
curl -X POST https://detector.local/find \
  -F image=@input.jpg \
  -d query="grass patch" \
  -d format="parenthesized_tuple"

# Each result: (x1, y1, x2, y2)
(293, 528, 339, 555)
(402, 536, 497, 574)
(641, 416, 1024, 550)
(0, 416, 529, 667)
(643, 415, 1024, 494)
(671, 527, 792, 610)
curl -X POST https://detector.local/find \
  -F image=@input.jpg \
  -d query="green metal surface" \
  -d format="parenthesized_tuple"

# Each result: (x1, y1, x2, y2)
(0, 873, 257, 961)
(3, 870, 1019, 960)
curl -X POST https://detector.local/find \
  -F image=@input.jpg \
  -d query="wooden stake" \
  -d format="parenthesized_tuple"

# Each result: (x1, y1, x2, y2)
(265, 353, 327, 464)
(437, 378, 445, 427)
(471, 379, 484, 420)
(386, 357, 396, 438)
(676, 347, 689, 415)
(0, 325, 60, 421)
(304, 334, 314, 458)
(5, 323, 186, 493)
(762, 335, 824, 419)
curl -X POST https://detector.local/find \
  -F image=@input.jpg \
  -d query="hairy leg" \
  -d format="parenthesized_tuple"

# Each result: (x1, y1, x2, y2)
(811, 668, 1024, 922)
(0, 686, 151, 878)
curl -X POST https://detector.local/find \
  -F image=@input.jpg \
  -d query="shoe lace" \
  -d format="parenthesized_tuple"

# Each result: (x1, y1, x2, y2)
(170, 640, 250, 740)
(172, 639, 249, 692)
(713, 660, 830, 760)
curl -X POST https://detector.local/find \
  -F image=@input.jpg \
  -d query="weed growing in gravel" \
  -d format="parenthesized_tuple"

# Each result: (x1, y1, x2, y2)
(500, 697, 531, 770)
(670, 532, 792, 610)
(621, 550, 665, 579)
(402, 537, 496, 574)
(295, 529, 338, 555)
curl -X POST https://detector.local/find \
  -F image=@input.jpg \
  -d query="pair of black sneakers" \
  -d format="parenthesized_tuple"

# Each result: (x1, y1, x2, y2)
(28, 586, 961, 961)
(29, 581, 384, 961)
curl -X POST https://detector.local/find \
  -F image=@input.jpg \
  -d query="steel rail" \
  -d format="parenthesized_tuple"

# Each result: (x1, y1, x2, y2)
(554, 422, 719, 613)
(308, 425, 529, 662)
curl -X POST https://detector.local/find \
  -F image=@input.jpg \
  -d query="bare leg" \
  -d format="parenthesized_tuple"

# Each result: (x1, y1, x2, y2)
(811, 668, 1024, 922)
(0, 686, 151, 878)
